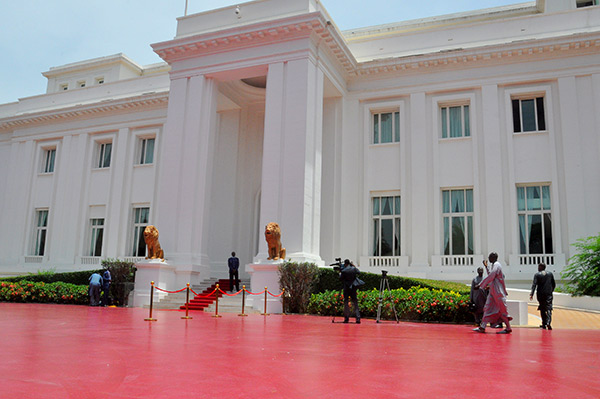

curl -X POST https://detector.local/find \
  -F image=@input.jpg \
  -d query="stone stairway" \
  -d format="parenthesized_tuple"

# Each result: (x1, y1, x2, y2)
(150, 278, 251, 312)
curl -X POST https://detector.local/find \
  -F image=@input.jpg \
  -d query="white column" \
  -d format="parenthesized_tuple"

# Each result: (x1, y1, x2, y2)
(481, 84, 506, 255)
(557, 77, 588, 246)
(105, 127, 130, 257)
(155, 74, 218, 281)
(257, 58, 324, 265)
(409, 92, 429, 267)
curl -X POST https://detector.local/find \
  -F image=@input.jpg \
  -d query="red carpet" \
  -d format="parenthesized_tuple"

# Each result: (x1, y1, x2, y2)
(1, 303, 599, 398)
(179, 279, 231, 311)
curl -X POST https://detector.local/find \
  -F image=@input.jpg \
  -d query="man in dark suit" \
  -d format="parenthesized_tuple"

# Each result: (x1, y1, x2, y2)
(530, 263, 556, 330)
(228, 252, 240, 292)
(339, 259, 361, 324)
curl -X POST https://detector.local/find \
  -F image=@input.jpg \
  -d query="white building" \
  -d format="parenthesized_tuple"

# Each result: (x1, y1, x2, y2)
(0, 0, 599, 292)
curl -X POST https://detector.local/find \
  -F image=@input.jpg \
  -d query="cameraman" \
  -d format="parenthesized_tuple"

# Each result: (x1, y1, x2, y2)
(339, 259, 361, 324)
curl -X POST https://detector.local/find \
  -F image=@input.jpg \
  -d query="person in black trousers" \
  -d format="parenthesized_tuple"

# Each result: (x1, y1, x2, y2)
(339, 259, 361, 324)
(530, 262, 556, 330)
(228, 252, 240, 292)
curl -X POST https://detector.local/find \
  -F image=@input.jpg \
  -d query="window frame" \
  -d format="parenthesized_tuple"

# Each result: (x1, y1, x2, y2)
(137, 136, 156, 165)
(511, 95, 546, 134)
(41, 147, 57, 174)
(371, 110, 401, 145)
(517, 184, 553, 255)
(371, 193, 401, 257)
(32, 209, 49, 256)
(440, 103, 471, 139)
(441, 188, 474, 256)
(95, 141, 113, 169)
(88, 218, 105, 257)
(131, 206, 150, 257)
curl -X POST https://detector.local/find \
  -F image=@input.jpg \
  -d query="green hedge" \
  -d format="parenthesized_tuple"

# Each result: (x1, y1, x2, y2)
(307, 286, 472, 323)
(0, 269, 101, 285)
(0, 280, 88, 305)
(313, 268, 470, 295)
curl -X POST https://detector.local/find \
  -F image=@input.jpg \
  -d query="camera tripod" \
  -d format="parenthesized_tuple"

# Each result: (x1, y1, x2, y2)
(376, 270, 399, 323)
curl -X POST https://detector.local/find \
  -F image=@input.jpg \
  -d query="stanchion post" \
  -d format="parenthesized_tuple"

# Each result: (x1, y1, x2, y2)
(181, 283, 193, 320)
(144, 281, 157, 321)
(212, 283, 222, 318)
(261, 286, 270, 316)
(238, 285, 248, 317)
(282, 288, 286, 315)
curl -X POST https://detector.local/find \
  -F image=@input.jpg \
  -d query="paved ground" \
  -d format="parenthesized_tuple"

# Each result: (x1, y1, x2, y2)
(526, 305, 600, 329)
(1, 302, 599, 399)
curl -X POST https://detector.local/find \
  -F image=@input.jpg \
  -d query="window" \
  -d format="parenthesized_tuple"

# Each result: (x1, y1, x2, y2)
(78, 81, 86, 88)
(512, 96, 546, 133)
(60, 84, 68, 91)
(517, 185, 553, 254)
(95, 77, 104, 85)
(138, 138, 155, 165)
(132, 207, 150, 256)
(577, 0, 599, 7)
(372, 111, 400, 144)
(372, 195, 401, 256)
(96, 142, 112, 169)
(442, 189, 474, 255)
(42, 148, 56, 173)
(441, 104, 470, 138)
(88, 218, 104, 256)
(33, 209, 49, 256)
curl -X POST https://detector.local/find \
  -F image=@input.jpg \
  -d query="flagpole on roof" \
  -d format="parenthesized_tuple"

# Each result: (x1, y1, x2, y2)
(184, 0, 189, 16)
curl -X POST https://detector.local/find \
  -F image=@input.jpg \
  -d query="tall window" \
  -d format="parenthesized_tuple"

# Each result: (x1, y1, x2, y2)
(372, 195, 401, 256)
(441, 104, 470, 138)
(372, 112, 400, 144)
(512, 97, 546, 133)
(42, 148, 56, 173)
(442, 189, 474, 255)
(577, 0, 599, 7)
(88, 218, 104, 256)
(138, 138, 155, 165)
(132, 207, 149, 256)
(33, 209, 49, 256)
(517, 185, 553, 254)
(96, 142, 112, 169)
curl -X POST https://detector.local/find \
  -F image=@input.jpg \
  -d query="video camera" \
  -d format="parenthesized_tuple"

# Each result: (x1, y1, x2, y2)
(330, 257, 343, 272)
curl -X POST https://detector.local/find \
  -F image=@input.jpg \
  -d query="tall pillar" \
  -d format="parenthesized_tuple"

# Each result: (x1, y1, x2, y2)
(154, 74, 218, 284)
(409, 92, 429, 267)
(481, 84, 506, 254)
(257, 58, 324, 265)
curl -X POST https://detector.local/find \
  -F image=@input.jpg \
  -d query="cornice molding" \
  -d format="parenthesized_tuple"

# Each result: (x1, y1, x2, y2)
(152, 12, 358, 77)
(354, 33, 600, 78)
(0, 92, 169, 133)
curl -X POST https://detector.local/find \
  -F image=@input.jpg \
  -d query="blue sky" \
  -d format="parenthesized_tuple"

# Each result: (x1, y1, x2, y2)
(0, 0, 522, 104)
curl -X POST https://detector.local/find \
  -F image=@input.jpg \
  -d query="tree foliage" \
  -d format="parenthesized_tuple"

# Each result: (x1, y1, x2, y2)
(561, 234, 600, 297)
(278, 261, 319, 313)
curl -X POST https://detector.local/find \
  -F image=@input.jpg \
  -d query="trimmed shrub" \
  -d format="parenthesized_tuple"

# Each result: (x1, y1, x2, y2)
(0, 280, 88, 305)
(313, 268, 469, 295)
(101, 259, 136, 306)
(0, 269, 102, 285)
(278, 261, 319, 313)
(307, 286, 472, 323)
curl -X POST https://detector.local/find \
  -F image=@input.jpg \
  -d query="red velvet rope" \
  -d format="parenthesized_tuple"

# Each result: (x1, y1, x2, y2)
(154, 286, 187, 294)
(217, 288, 243, 296)
(267, 290, 284, 298)
(245, 289, 266, 296)
(190, 288, 218, 297)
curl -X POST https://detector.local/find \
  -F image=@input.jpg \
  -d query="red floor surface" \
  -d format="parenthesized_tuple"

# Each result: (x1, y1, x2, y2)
(1, 303, 599, 399)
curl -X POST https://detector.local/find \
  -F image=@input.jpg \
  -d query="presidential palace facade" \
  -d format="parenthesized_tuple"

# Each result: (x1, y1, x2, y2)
(0, 0, 599, 291)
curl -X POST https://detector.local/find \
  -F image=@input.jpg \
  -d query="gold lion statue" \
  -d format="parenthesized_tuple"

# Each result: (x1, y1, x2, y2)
(265, 222, 286, 260)
(144, 225, 164, 260)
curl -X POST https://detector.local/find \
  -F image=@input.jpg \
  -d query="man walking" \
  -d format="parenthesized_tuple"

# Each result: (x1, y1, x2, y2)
(530, 263, 556, 330)
(228, 252, 240, 292)
(473, 252, 512, 334)
(470, 267, 487, 325)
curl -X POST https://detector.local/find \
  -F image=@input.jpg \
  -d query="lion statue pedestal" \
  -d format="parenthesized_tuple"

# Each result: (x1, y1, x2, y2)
(245, 222, 287, 313)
